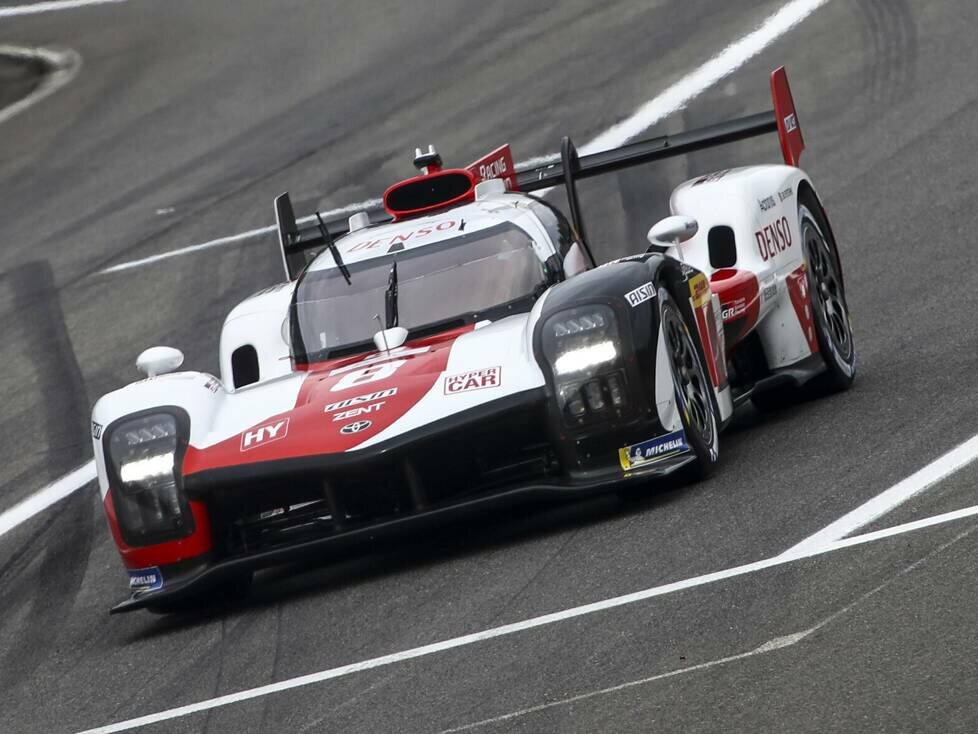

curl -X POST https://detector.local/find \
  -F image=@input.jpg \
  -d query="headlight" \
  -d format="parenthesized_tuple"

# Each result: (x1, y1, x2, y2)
(107, 412, 193, 547)
(542, 305, 630, 425)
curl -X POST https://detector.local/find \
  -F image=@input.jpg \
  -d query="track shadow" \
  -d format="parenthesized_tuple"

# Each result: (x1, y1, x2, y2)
(0, 259, 94, 691)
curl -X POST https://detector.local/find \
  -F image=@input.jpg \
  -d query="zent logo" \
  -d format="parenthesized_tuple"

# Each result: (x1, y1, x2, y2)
(340, 420, 372, 435)
(333, 402, 385, 422)
(240, 418, 290, 451)
(444, 366, 502, 395)
(624, 282, 656, 308)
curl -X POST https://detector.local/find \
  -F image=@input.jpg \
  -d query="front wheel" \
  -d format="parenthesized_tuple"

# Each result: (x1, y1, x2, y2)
(659, 288, 720, 481)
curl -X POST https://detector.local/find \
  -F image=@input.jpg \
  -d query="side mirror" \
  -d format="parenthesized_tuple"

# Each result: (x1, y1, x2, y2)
(647, 215, 699, 250)
(136, 346, 184, 378)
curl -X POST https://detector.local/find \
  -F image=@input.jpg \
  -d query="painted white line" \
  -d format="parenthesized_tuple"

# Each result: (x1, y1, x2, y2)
(77, 502, 978, 734)
(97, 199, 382, 275)
(0, 460, 96, 538)
(95, 0, 834, 276)
(581, 0, 830, 154)
(0, 0, 129, 18)
(781, 433, 978, 556)
(0, 45, 81, 128)
(441, 520, 974, 734)
(440, 628, 818, 733)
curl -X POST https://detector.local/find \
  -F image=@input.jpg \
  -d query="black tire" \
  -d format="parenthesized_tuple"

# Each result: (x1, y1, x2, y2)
(798, 192, 856, 393)
(751, 191, 855, 412)
(657, 287, 720, 481)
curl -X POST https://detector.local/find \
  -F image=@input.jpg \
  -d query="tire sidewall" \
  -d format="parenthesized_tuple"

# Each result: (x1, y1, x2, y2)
(658, 287, 719, 478)
(799, 201, 856, 387)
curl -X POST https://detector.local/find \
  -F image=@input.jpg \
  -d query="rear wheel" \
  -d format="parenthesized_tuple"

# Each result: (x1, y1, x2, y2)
(800, 197, 856, 392)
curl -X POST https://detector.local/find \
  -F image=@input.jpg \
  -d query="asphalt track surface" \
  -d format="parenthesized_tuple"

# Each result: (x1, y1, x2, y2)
(1, 0, 977, 732)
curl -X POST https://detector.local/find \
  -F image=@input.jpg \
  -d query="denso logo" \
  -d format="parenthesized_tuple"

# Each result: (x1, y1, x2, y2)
(240, 418, 290, 451)
(324, 388, 397, 413)
(444, 366, 502, 395)
(755, 216, 793, 261)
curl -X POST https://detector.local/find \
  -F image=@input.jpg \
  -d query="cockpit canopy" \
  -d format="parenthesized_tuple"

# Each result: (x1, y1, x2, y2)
(290, 221, 556, 364)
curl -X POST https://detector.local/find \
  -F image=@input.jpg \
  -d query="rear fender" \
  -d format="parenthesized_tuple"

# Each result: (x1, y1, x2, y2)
(668, 165, 817, 369)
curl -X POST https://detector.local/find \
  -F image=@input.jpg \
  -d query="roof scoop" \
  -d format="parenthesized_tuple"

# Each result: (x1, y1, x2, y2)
(373, 326, 409, 353)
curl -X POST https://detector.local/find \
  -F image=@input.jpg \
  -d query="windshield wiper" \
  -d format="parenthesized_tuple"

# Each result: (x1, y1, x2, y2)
(315, 212, 351, 285)
(385, 260, 398, 328)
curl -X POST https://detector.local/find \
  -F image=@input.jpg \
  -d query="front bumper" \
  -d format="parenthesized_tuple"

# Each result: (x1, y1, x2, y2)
(111, 452, 692, 613)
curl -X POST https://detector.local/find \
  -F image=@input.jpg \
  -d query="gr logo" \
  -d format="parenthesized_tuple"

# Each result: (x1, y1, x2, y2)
(240, 418, 290, 451)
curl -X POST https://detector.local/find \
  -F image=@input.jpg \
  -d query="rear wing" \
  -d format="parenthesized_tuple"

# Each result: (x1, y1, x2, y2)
(275, 66, 803, 279)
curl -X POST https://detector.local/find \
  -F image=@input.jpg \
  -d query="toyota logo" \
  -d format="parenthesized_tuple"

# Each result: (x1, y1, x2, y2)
(340, 420, 372, 435)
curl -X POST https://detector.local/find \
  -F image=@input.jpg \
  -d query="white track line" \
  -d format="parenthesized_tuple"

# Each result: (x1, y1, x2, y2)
(0, 0, 130, 18)
(95, 0, 833, 276)
(440, 628, 818, 733)
(781, 432, 978, 556)
(78, 502, 978, 734)
(0, 45, 81, 127)
(0, 460, 96, 538)
(98, 200, 382, 275)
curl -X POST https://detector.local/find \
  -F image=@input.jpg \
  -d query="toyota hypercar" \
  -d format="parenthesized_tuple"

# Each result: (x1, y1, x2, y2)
(91, 68, 855, 612)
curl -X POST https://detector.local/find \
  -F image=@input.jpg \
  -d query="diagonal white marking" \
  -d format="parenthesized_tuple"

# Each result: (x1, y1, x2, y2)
(0, 0, 130, 18)
(0, 460, 96, 538)
(439, 628, 818, 733)
(0, 45, 81, 127)
(95, 0, 833, 276)
(781, 432, 978, 556)
(76, 502, 978, 734)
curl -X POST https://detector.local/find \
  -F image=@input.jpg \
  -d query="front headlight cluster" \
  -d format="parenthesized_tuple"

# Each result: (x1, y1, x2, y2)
(542, 304, 629, 425)
(107, 412, 193, 547)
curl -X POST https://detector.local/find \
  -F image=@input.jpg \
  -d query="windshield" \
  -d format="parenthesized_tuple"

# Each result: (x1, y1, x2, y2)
(291, 222, 547, 363)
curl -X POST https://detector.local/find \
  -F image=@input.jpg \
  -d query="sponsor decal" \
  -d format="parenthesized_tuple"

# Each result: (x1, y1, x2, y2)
(340, 420, 372, 435)
(758, 195, 777, 212)
(347, 220, 459, 253)
(203, 376, 220, 393)
(444, 366, 502, 395)
(128, 567, 163, 592)
(679, 262, 697, 282)
(333, 402, 386, 422)
(778, 186, 794, 202)
(784, 113, 798, 133)
(240, 417, 290, 451)
(619, 430, 690, 471)
(625, 282, 656, 308)
(762, 281, 777, 302)
(721, 297, 747, 321)
(754, 216, 793, 262)
(91, 421, 103, 440)
(324, 388, 397, 413)
(688, 273, 711, 309)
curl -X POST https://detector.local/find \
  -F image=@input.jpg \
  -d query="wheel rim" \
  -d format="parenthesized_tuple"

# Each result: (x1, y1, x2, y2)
(662, 304, 714, 445)
(803, 218, 853, 362)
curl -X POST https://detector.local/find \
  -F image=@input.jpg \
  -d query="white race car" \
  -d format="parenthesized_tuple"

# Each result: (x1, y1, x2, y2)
(91, 68, 855, 613)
